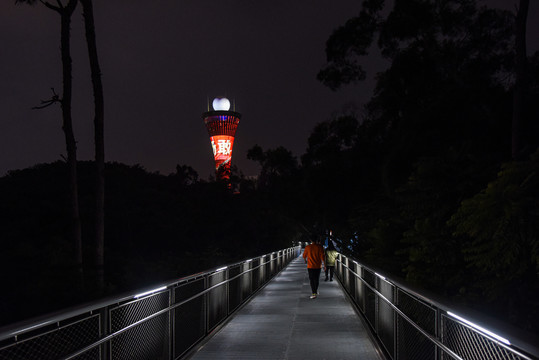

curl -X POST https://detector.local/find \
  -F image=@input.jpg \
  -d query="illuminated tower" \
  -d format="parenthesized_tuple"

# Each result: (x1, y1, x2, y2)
(203, 97, 241, 182)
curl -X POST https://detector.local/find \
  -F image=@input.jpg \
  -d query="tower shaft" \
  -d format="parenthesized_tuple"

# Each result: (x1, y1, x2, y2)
(202, 110, 241, 182)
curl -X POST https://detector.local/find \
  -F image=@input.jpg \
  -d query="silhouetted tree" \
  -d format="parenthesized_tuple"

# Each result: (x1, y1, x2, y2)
(247, 145, 299, 190)
(317, 0, 515, 250)
(80, 0, 106, 293)
(246, 145, 307, 240)
(16, 0, 84, 287)
(300, 114, 362, 242)
(449, 150, 539, 330)
(512, 0, 530, 160)
(171, 164, 200, 186)
(317, 0, 383, 91)
(1, 160, 299, 326)
(315, 0, 539, 333)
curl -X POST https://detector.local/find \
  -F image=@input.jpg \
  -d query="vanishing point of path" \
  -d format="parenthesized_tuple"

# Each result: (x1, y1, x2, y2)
(188, 254, 386, 360)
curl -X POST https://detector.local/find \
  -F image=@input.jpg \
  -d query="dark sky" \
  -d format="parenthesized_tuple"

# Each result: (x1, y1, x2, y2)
(1, 1, 537, 178)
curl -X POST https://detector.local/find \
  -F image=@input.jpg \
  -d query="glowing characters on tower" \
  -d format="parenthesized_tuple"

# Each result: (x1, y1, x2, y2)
(203, 97, 241, 183)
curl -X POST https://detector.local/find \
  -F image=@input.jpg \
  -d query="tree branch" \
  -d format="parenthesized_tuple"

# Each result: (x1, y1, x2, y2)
(32, 88, 61, 110)
(39, 0, 60, 12)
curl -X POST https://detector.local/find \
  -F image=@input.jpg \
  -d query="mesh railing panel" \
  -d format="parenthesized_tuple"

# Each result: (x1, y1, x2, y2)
(110, 312, 169, 360)
(397, 289, 436, 336)
(241, 262, 253, 301)
(0, 315, 100, 360)
(342, 257, 351, 293)
(336, 254, 538, 360)
(70, 347, 100, 360)
(377, 279, 395, 358)
(277, 251, 283, 270)
(110, 291, 169, 332)
(269, 253, 276, 276)
(365, 287, 377, 329)
(363, 268, 376, 288)
(265, 255, 270, 278)
(397, 312, 436, 360)
(354, 267, 365, 313)
(174, 278, 205, 358)
(362, 268, 376, 328)
(335, 254, 342, 279)
(396, 289, 437, 360)
(259, 257, 267, 287)
(228, 264, 242, 312)
(208, 271, 227, 330)
(251, 258, 261, 290)
(109, 291, 170, 360)
(0, 247, 300, 360)
(347, 261, 356, 301)
(442, 314, 526, 360)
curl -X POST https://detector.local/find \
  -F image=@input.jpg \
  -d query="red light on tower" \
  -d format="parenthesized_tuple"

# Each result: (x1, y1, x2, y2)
(203, 97, 241, 182)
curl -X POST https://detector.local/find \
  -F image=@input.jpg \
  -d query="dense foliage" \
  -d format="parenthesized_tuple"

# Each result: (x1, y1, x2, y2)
(0, 162, 295, 326)
(310, 0, 539, 333)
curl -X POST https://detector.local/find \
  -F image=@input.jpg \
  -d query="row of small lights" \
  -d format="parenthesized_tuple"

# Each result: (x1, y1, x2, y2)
(134, 251, 511, 348)
(133, 250, 290, 300)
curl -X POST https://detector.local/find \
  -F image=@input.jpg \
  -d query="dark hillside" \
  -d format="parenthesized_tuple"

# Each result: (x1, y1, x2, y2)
(0, 161, 295, 326)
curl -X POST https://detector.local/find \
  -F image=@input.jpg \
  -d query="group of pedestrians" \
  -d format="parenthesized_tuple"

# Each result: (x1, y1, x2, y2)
(302, 235, 339, 299)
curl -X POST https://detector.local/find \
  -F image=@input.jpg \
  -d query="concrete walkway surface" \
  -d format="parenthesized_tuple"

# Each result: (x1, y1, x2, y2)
(187, 254, 386, 360)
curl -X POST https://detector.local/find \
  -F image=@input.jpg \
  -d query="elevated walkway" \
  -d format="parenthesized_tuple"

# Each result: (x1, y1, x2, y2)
(188, 256, 386, 360)
(2, 246, 537, 360)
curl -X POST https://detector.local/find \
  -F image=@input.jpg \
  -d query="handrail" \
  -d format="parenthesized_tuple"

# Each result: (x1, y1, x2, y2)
(3, 246, 536, 360)
(60, 258, 283, 360)
(0, 246, 301, 360)
(341, 261, 464, 359)
(335, 254, 539, 360)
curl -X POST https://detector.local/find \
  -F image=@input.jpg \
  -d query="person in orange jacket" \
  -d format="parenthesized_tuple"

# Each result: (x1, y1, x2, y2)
(303, 235, 325, 299)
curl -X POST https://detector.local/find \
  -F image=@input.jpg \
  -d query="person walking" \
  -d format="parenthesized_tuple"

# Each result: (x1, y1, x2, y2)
(324, 240, 339, 281)
(303, 235, 325, 299)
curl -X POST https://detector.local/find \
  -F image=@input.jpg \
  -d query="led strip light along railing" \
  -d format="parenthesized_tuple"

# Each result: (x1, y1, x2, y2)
(371, 264, 514, 349)
(337, 255, 539, 360)
(0, 246, 302, 360)
(447, 311, 511, 346)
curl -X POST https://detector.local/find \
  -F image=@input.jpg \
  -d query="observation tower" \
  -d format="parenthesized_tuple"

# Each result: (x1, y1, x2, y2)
(202, 97, 241, 183)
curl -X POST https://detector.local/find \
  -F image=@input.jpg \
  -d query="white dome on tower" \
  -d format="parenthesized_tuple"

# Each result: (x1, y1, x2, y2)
(212, 97, 231, 111)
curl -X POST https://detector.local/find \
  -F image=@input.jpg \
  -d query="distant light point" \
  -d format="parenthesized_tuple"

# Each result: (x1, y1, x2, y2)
(212, 97, 231, 111)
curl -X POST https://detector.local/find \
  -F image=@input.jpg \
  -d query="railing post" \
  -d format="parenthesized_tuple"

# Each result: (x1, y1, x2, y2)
(435, 307, 442, 360)
(204, 274, 209, 336)
(392, 283, 396, 360)
(99, 306, 109, 360)
(395, 289, 399, 360)
(375, 274, 380, 338)
(169, 287, 174, 360)
(248, 259, 253, 296)
(261, 255, 266, 285)
(226, 267, 230, 317)
(271, 252, 275, 277)
(360, 265, 366, 315)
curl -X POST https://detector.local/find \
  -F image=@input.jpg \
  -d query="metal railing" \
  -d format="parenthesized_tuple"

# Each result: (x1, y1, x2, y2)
(335, 254, 539, 360)
(0, 246, 301, 360)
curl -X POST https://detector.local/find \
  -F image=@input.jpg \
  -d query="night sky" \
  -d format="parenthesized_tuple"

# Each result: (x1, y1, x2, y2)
(1, 1, 537, 179)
